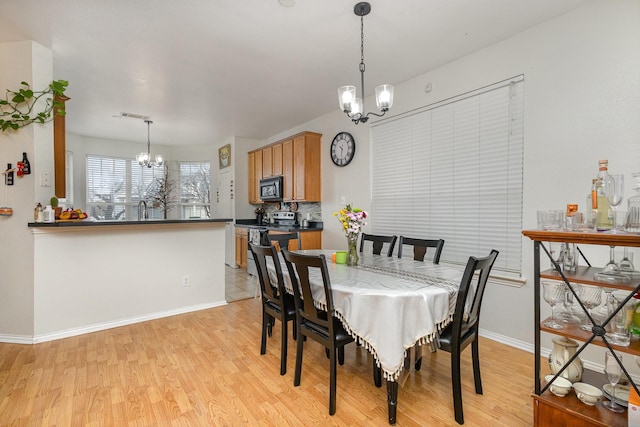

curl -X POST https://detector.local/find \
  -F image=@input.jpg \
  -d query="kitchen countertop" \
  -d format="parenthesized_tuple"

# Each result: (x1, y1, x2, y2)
(235, 219, 323, 232)
(29, 218, 232, 228)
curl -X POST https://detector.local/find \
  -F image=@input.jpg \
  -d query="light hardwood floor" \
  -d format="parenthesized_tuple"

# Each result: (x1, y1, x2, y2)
(0, 270, 535, 426)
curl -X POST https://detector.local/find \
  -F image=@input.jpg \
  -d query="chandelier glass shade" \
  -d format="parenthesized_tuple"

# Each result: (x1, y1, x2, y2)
(337, 2, 393, 124)
(137, 119, 163, 168)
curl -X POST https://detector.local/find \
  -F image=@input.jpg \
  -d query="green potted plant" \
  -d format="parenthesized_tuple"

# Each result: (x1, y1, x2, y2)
(50, 195, 61, 219)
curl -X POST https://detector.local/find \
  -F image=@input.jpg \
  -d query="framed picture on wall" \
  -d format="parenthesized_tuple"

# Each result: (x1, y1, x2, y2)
(218, 144, 231, 169)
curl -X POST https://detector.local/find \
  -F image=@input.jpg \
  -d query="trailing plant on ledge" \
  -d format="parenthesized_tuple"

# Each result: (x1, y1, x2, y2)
(0, 80, 68, 131)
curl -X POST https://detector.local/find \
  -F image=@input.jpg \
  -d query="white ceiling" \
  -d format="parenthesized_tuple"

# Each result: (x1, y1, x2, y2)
(0, 0, 590, 147)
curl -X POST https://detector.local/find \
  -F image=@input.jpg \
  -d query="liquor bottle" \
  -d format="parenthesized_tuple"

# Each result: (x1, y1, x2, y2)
(34, 202, 44, 222)
(586, 178, 598, 229)
(21, 152, 31, 175)
(5, 163, 13, 186)
(594, 159, 612, 231)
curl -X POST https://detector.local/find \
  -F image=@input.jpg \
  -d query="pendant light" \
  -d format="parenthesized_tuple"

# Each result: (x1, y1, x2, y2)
(137, 120, 163, 168)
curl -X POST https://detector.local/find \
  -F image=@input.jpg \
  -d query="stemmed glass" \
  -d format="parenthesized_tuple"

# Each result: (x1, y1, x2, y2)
(603, 351, 624, 412)
(543, 281, 565, 329)
(560, 285, 581, 324)
(577, 284, 602, 331)
(606, 174, 624, 233)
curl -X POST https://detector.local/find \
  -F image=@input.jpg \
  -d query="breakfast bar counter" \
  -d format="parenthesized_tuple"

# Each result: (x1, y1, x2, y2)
(28, 218, 231, 343)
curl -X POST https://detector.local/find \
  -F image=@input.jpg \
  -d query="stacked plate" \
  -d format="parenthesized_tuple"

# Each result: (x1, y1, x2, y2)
(602, 384, 630, 407)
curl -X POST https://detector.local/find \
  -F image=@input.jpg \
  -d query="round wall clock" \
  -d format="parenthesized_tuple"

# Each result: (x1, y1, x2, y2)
(330, 132, 356, 167)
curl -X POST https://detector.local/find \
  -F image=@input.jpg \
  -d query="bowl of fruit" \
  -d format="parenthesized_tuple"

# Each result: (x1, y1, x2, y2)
(58, 208, 88, 221)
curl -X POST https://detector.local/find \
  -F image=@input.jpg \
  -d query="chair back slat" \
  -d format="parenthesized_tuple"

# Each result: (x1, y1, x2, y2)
(359, 233, 398, 257)
(452, 249, 499, 342)
(397, 236, 445, 263)
(250, 243, 287, 305)
(282, 250, 333, 332)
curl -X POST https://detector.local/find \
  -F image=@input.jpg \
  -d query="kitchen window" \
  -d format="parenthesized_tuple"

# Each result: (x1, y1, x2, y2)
(370, 76, 524, 275)
(178, 161, 211, 219)
(86, 155, 165, 220)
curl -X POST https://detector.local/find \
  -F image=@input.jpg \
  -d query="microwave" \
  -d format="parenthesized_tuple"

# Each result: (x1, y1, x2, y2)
(259, 176, 283, 201)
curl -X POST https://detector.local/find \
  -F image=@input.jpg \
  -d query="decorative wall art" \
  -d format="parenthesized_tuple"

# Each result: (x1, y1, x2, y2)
(218, 144, 231, 169)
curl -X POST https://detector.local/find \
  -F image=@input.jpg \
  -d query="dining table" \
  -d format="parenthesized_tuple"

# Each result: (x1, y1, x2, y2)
(268, 249, 464, 425)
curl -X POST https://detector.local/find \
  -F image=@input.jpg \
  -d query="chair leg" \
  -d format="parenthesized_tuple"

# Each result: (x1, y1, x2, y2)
(451, 350, 464, 425)
(414, 344, 422, 371)
(292, 317, 297, 340)
(373, 362, 382, 388)
(280, 318, 288, 376)
(260, 311, 268, 355)
(472, 337, 483, 394)
(294, 331, 304, 386)
(267, 314, 274, 337)
(338, 346, 345, 365)
(329, 346, 337, 415)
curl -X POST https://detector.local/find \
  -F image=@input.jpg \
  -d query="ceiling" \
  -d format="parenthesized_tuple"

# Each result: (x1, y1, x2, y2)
(0, 0, 590, 147)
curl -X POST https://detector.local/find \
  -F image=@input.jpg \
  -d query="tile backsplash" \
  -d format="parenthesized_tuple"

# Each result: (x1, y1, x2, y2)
(263, 202, 321, 222)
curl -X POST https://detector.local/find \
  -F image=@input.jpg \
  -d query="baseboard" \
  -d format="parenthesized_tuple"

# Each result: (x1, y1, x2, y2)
(0, 300, 228, 344)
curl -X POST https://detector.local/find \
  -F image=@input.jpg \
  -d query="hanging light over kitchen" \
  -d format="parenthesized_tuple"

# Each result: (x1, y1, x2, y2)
(337, 2, 393, 125)
(137, 119, 163, 168)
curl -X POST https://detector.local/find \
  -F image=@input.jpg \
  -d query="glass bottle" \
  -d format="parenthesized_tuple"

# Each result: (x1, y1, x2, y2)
(5, 163, 14, 185)
(586, 178, 598, 230)
(34, 203, 44, 223)
(595, 159, 612, 231)
(626, 172, 640, 233)
(21, 152, 31, 175)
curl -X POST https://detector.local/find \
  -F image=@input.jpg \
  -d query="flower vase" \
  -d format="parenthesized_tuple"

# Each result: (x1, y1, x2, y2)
(347, 234, 359, 266)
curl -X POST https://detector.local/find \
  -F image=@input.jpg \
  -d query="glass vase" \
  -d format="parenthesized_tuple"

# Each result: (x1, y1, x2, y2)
(347, 234, 359, 266)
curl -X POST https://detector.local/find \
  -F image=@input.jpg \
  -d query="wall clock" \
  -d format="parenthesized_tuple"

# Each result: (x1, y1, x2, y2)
(330, 132, 356, 167)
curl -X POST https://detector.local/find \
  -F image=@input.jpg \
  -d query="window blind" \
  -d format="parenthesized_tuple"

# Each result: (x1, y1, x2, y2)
(371, 77, 524, 274)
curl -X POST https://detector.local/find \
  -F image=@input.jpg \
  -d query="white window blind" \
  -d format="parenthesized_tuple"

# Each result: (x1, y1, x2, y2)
(371, 77, 524, 274)
(86, 155, 164, 220)
(178, 161, 211, 219)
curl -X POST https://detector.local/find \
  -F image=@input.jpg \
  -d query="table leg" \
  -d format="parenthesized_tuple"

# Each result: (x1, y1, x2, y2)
(386, 380, 398, 425)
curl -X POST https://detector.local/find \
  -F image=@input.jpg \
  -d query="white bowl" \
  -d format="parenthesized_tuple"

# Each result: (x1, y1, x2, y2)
(545, 375, 572, 397)
(573, 382, 603, 405)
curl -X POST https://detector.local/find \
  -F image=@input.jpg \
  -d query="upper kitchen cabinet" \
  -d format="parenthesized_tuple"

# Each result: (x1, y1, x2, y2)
(248, 131, 321, 204)
(283, 132, 321, 202)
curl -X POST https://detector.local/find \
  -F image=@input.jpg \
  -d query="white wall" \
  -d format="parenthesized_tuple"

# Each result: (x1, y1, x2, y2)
(0, 41, 53, 337)
(257, 0, 640, 360)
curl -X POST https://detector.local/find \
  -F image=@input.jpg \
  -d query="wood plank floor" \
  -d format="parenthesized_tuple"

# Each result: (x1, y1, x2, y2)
(0, 297, 534, 426)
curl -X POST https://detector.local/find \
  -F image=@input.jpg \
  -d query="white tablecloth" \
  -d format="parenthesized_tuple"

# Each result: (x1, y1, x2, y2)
(269, 250, 463, 381)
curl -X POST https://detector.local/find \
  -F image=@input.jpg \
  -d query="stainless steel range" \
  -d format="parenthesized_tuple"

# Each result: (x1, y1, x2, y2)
(272, 211, 297, 226)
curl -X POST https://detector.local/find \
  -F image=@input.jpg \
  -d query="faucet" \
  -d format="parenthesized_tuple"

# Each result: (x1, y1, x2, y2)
(138, 200, 148, 221)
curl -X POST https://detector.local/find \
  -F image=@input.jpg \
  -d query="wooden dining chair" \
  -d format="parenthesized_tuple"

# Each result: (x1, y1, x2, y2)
(268, 231, 301, 252)
(433, 249, 499, 425)
(281, 249, 355, 415)
(249, 243, 297, 376)
(359, 233, 398, 257)
(397, 236, 445, 263)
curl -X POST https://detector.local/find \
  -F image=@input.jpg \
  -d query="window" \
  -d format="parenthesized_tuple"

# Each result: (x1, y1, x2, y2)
(370, 76, 524, 274)
(86, 155, 164, 220)
(178, 161, 211, 219)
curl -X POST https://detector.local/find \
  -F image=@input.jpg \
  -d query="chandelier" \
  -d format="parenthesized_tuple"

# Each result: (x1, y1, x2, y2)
(136, 119, 163, 168)
(337, 2, 393, 125)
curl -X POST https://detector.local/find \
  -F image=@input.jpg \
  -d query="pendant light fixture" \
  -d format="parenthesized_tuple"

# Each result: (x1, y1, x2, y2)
(136, 119, 163, 168)
(337, 2, 393, 125)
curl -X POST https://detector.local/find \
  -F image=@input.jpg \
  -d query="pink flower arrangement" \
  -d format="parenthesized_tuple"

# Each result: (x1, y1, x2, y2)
(334, 204, 367, 238)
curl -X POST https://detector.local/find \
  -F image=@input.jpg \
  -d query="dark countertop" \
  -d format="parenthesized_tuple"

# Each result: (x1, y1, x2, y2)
(235, 219, 323, 232)
(29, 218, 232, 228)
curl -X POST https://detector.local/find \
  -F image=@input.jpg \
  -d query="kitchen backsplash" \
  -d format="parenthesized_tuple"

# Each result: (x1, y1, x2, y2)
(263, 202, 321, 222)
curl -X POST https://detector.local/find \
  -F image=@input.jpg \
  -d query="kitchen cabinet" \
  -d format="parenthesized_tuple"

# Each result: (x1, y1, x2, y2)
(235, 227, 248, 268)
(523, 229, 640, 427)
(248, 131, 321, 204)
(272, 143, 283, 176)
(248, 150, 263, 204)
(262, 146, 273, 178)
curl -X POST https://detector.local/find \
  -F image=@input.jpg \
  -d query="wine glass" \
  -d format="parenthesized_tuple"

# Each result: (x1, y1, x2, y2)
(594, 245, 630, 283)
(603, 351, 624, 412)
(577, 284, 602, 331)
(542, 281, 565, 329)
(606, 174, 624, 233)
